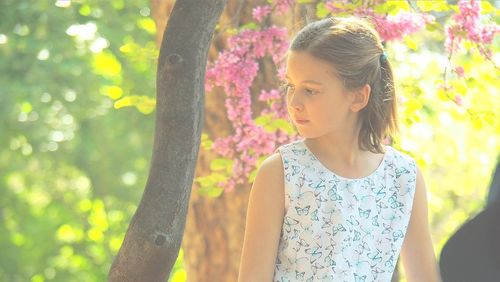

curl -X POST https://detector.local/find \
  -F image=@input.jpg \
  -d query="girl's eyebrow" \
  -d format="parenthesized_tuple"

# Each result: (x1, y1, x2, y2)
(285, 75, 323, 85)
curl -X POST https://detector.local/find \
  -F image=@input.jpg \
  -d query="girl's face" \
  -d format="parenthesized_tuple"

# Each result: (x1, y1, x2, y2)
(284, 51, 358, 138)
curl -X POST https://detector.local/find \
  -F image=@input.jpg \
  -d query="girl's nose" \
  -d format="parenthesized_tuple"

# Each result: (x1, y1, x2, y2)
(288, 93, 304, 111)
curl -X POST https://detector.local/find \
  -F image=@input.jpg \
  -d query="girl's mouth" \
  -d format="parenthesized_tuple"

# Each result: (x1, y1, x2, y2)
(295, 119, 309, 125)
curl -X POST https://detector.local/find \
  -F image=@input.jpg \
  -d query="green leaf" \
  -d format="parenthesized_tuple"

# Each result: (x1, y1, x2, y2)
(227, 28, 239, 35)
(471, 116, 484, 129)
(316, 2, 330, 18)
(466, 77, 477, 88)
(255, 115, 271, 126)
(403, 36, 417, 51)
(114, 95, 156, 114)
(201, 133, 213, 150)
(449, 4, 459, 13)
(249, 168, 258, 183)
(20, 101, 32, 113)
(271, 118, 295, 134)
(374, 2, 409, 15)
(436, 88, 450, 101)
(92, 51, 122, 81)
(417, 1, 450, 12)
(210, 158, 233, 171)
(100, 85, 123, 100)
(450, 81, 467, 96)
(195, 173, 227, 188)
(79, 4, 91, 16)
(198, 186, 224, 198)
(137, 18, 156, 34)
(56, 224, 83, 243)
(240, 22, 258, 31)
(136, 98, 156, 114)
(480, 1, 495, 14)
(406, 98, 423, 113)
(112, 0, 125, 10)
(425, 22, 441, 32)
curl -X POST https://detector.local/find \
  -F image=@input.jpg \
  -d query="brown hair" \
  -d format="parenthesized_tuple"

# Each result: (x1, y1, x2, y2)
(289, 16, 397, 153)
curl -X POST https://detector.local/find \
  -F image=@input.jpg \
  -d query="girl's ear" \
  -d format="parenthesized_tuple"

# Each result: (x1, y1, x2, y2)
(350, 84, 370, 113)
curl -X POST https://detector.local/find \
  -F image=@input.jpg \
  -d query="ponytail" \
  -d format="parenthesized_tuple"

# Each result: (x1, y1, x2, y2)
(359, 51, 398, 152)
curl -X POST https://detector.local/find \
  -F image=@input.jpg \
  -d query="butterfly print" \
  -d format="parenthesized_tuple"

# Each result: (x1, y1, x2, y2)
(295, 205, 311, 216)
(273, 140, 417, 281)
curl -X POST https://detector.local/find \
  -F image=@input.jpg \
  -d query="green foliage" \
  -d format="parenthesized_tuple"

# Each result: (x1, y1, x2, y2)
(391, 37, 499, 280)
(194, 159, 232, 198)
(373, 1, 410, 15)
(255, 114, 295, 135)
(0, 0, 165, 280)
(315, 2, 330, 19)
(416, 1, 451, 13)
(114, 95, 156, 114)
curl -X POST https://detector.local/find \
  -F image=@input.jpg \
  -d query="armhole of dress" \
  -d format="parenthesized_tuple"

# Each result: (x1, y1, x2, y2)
(405, 158, 419, 237)
(403, 157, 419, 230)
(410, 158, 418, 200)
(274, 146, 290, 213)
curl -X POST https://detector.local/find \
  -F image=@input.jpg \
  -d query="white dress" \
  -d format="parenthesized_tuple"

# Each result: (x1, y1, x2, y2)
(273, 139, 417, 282)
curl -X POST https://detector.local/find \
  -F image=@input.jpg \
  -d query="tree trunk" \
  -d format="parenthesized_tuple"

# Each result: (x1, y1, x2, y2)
(108, 0, 226, 281)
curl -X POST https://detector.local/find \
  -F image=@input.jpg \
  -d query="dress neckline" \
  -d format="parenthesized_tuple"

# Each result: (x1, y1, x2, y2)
(299, 139, 390, 181)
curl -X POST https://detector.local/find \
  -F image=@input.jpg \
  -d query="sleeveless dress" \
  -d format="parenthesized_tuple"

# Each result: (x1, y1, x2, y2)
(273, 139, 417, 282)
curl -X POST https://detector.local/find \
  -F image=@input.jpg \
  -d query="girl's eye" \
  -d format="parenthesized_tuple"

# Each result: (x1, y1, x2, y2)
(304, 88, 318, 96)
(280, 82, 318, 96)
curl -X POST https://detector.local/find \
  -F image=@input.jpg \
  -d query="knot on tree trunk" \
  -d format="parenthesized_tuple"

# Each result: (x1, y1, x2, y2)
(167, 53, 183, 67)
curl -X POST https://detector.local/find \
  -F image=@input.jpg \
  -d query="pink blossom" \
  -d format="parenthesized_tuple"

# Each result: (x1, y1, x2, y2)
(252, 5, 272, 23)
(454, 94, 463, 106)
(274, 0, 294, 15)
(356, 9, 435, 41)
(323, 2, 435, 42)
(258, 89, 282, 101)
(444, 0, 499, 54)
(205, 25, 293, 191)
(454, 66, 465, 77)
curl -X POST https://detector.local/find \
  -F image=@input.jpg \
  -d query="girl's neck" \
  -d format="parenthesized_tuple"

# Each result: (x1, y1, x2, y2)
(304, 135, 363, 166)
(303, 132, 384, 179)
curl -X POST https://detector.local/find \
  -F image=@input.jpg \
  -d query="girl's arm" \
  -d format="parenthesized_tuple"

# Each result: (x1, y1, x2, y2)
(238, 153, 285, 282)
(400, 166, 442, 282)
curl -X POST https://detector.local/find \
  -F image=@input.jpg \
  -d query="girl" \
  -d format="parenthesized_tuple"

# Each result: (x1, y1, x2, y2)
(238, 17, 442, 282)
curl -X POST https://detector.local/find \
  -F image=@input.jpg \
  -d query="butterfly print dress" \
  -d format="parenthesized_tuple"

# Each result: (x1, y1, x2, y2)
(273, 139, 417, 282)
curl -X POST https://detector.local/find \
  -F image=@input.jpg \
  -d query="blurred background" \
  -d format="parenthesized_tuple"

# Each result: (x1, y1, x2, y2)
(1, 0, 498, 281)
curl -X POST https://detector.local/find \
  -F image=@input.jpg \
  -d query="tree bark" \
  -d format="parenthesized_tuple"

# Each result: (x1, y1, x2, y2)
(108, 0, 227, 281)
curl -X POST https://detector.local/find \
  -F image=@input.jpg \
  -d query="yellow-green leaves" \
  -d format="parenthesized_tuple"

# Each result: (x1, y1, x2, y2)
(57, 224, 84, 243)
(100, 85, 123, 100)
(195, 158, 234, 197)
(417, 1, 450, 13)
(255, 114, 295, 135)
(137, 18, 156, 35)
(114, 95, 156, 114)
(315, 2, 330, 19)
(92, 51, 122, 82)
(210, 158, 234, 174)
(195, 173, 226, 198)
(201, 133, 213, 150)
(403, 36, 417, 51)
(374, 1, 410, 15)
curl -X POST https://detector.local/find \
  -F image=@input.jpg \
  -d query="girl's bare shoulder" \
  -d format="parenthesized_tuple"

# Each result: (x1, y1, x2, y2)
(257, 152, 284, 181)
